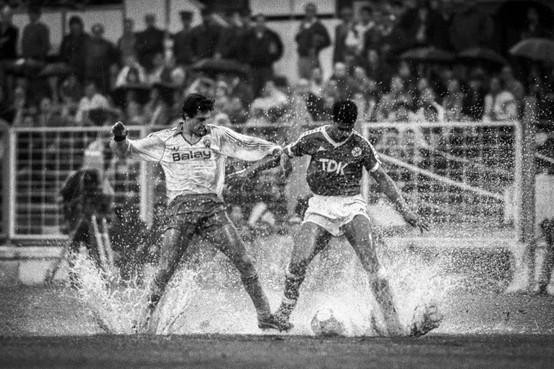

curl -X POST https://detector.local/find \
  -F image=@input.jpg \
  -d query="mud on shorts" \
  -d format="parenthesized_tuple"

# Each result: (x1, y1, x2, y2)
(303, 194, 370, 236)
(162, 194, 231, 235)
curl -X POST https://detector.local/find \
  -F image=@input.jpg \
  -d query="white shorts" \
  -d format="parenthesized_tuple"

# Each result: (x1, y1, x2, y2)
(303, 194, 370, 236)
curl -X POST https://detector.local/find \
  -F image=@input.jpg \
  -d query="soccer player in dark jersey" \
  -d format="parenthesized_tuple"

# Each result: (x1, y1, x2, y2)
(269, 100, 439, 335)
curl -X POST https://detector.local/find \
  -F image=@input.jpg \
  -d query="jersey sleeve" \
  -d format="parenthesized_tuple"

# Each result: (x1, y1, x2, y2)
(214, 126, 280, 161)
(127, 133, 166, 162)
(285, 131, 317, 157)
(362, 141, 381, 172)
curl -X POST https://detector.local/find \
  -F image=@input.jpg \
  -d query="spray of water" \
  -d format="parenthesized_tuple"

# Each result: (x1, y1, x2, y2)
(69, 234, 459, 336)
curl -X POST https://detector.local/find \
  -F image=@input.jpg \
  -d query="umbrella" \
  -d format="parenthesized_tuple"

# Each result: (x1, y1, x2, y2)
(400, 47, 454, 63)
(4, 58, 45, 77)
(509, 38, 554, 63)
(111, 83, 151, 107)
(38, 62, 75, 78)
(458, 47, 507, 65)
(192, 58, 250, 78)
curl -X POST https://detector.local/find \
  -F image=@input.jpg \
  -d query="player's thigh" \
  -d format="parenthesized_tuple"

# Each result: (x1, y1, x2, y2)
(158, 225, 193, 270)
(204, 212, 251, 265)
(290, 221, 332, 264)
(342, 215, 380, 272)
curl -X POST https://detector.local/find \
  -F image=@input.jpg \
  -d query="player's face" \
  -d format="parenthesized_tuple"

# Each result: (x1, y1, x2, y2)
(328, 124, 353, 142)
(189, 110, 211, 137)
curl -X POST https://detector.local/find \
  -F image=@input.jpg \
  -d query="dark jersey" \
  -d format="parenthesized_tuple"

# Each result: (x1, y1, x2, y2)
(286, 126, 381, 196)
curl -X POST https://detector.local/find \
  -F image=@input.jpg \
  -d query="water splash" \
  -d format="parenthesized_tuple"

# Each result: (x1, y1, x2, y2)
(69, 236, 459, 336)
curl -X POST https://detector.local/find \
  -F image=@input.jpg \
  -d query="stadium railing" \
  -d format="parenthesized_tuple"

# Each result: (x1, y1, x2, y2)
(0, 121, 525, 246)
(0, 120, 9, 240)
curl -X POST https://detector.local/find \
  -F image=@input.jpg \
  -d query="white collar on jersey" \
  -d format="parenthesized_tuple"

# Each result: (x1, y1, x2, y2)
(322, 125, 352, 147)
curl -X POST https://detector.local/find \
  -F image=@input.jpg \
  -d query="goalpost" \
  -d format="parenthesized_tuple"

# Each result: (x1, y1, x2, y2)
(359, 120, 524, 250)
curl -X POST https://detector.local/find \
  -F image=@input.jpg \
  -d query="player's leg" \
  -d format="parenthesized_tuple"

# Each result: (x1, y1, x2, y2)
(141, 225, 194, 332)
(274, 222, 332, 330)
(342, 215, 404, 336)
(206, 215, 275, 328)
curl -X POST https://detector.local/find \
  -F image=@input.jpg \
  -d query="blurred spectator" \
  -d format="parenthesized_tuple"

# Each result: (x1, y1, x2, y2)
(309, 66, 324, 97)
(228, 75, 254, 108)
(0, 86, 15, 122)
(295, 2, 331, 79)
(244, 13, 283, 97)
(115, 55, 146, 87)
(36, 96, 64, 126)
(84, 23, 118, 93)
(483, 76, 517, 122)
(135, 13, 165, 72)
(59, 16, 89, 82)
(349, 6, 374, 57)
(520, 7, 549, 40)
(21, 5, 50, 61)
(449, 0, 494, 52)
(215, 10, 249, 61)
(442, 78, 464, 121)
(462, 70, 486, 120)
(117, 18, 137, 64)
(333, 7, 354, 64)
(500, 66, 524, 99)
(363, 48, 391, 92)
(75, 80, 111, 124)
(172, 11, 193, 67)
(190, 9, 221, 62)
(59, 75, 81, 120)
(250, 80, 288, 123)
(12, 85, 31, 126)
(400, 0, 446, 49)
(413, 87, 444, 122)
(146, 52, 172, 85)
(375, 75, 412, 121)
(329, 62, 358, 100)
(0, 5, 18, 61)
(144, 83, 173, 126)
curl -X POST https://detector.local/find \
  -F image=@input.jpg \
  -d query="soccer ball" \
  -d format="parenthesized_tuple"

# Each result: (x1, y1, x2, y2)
(310, 308, 345, 336)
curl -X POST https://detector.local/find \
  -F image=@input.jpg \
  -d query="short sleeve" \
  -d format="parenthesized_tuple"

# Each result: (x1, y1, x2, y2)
(362, 141, 381, 172)
(128, 133, 165, 162)
(286, 132, 317, 157)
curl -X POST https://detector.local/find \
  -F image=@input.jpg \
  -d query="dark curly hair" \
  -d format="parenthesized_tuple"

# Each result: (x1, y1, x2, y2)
(181, 93, 214, 119)
(332, 100, 357, 127)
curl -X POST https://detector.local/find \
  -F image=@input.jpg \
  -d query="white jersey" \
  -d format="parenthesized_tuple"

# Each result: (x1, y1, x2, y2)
(115, 123, 280, 202)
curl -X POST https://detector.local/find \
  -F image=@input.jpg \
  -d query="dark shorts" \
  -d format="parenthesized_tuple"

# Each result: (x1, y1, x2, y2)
(162, 194, 231, 234)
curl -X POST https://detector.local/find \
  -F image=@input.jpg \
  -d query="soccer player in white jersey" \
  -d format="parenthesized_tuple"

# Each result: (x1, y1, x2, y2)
(111, 93, 284, 332)
(265, 100, 441, 335)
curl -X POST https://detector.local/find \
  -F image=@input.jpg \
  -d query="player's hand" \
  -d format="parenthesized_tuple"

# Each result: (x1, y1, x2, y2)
(279, 152, 292, 179)
(112, 121, 127, 141)
(402, 210, 430, 234)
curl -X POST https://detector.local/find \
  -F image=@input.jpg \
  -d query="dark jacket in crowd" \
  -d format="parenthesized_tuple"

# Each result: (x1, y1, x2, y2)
(59, 32, 90, 80)
(244, 28, 283, 67)
(449, 5, 494, 51)
(333, 21, 351, 63)
(84, 37, 118, 90)
(21, 21, 50, 60)
(173, 27, 193, 66)
(397, 7, 450, 50)
(295, 20, 331, 57)
(136, 26, 165, 70)
(216, 24, 250, 62)
(0, 22, 18, 60)
(190, 22, 221, 61)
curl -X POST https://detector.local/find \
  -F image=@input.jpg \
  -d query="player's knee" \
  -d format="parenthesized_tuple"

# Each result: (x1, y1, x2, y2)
(153, 267, 172, 287)
(288, 259, 308, 278)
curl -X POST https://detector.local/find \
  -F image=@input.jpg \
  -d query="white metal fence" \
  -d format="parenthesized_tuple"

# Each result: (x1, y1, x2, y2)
(1, 121, 523, 242)
(6, 126, 148, 239)
(361, 121, 522, 240)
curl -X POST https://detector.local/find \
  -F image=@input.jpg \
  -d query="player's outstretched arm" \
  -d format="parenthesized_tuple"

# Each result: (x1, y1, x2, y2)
(228, 149, 292, 182)
(371, 166, 430, 233)
(109, 121, 164, 162)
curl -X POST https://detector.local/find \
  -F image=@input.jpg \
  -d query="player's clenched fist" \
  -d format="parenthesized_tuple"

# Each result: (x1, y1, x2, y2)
(112, 121, 127, 142)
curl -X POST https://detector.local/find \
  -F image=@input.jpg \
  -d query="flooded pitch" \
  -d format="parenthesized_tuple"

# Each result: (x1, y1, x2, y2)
(1, 234, 554, 368)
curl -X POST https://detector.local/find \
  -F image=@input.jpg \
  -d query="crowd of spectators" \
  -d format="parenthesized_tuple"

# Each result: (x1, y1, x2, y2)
(0, 1, 553, 130)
